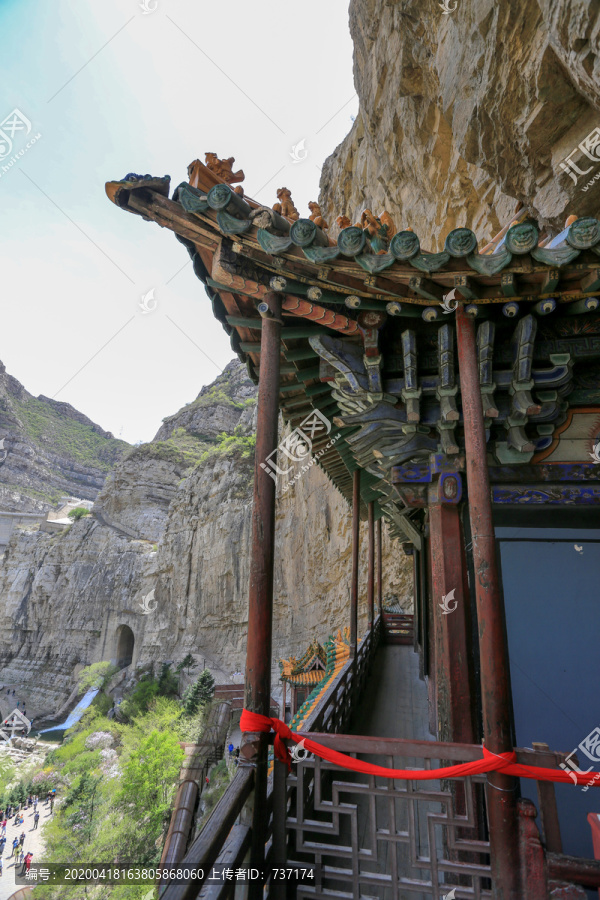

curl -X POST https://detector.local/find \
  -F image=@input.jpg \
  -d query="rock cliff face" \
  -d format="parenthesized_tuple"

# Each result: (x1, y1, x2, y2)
(0, 361, 129, 512)
(0, 361, 410, 721)
(320, 0, 600, 248)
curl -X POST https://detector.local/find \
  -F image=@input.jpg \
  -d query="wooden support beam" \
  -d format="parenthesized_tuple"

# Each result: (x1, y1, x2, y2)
(454, 274, 478, 301)
(501, 273, 518, 297)
(456, 305, 520, 899)
(304, 383, 331, 397)
(350, 469, 360, 658)
(540, 268, 560, 293)
(377, 518, 383, 617)
(241, 292, 281, 884)
(226, 315, 262, 329)
(283, 348, 319, 361)
(296, 366, 321, 382)
(409, 275, 445, 303)
(239, 342, 262, 353)
(428, 502, 475, 745)
(581, 268, 600, 292)
(368, 502, 375, 630)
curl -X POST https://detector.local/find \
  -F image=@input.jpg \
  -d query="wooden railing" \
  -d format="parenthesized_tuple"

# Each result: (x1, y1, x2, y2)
(272, 736, 600, 899)
(161, 617, 383, 900)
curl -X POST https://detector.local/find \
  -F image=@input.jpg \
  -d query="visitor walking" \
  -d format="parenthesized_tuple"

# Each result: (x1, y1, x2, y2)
(18, 847, 24, 866)
(12, 837, 19, 858)
(1, 819, 6, 836)
(33, 811, 39, 830)
(23, 851, 32, 875)
(19, 832, 25, 848)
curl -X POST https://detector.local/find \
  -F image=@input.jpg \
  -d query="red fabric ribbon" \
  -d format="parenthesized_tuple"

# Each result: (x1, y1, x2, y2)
(240, 709, 600, 785)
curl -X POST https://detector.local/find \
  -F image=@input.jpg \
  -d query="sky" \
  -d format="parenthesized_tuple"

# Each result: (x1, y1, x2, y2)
(0, 0, 357, 443)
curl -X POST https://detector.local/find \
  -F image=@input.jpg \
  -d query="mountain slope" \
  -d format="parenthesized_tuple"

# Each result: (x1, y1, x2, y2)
(0, 361, 129, 512)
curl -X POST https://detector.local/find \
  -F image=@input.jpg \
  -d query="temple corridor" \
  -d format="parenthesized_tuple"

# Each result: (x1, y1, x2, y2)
(351, 644, 433, 744)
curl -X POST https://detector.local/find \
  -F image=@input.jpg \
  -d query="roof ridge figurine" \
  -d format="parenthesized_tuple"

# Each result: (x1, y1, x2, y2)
(273, 187, 299, 221)
(204, 152, 245, 185)
(361, 209, 396, 253)
(308, 201, 328, 230)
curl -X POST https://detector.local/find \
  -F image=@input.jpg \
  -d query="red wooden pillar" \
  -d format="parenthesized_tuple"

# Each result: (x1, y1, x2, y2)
(376, 517, 383, 617)
(428, 500, 474, 745)
(367, 502, 375, 630)
(350, 469, 360, 656)
(241, 292, 281, 879)
(456, 306, 520, 899)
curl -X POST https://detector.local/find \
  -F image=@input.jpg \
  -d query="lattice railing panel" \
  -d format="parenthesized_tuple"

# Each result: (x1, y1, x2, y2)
(281, 739, 492, 900)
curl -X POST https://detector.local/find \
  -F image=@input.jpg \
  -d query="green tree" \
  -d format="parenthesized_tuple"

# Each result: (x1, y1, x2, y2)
(120, 730, 183, 833)
(67, 506, 90, 521)
(64, 772, 101, 844)
(157, 662, 179, 696)
(175, 653, 197, 677)
(182, 669, 215, 715)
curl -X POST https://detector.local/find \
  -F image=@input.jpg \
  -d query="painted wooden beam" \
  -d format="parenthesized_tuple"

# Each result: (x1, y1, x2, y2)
(282, 296, 359, 336)
(540, 268, 560, 293)
(581, 268, 600, 292)
(409, 275, 445, 303)
(453, 274, 478, 301)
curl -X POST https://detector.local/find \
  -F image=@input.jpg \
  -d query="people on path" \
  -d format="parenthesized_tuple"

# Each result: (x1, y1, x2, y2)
(33, 811, 39, 830)
(12, 837, 19, 858)
(19, 832, 25, 848)
(1, 819, 6, 836)
(23, 852, 32, 875)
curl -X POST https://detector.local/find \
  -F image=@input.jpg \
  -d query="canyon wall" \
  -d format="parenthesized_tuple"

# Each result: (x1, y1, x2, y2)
(0, 362, 410, 720)
(321, 0, 600, 248)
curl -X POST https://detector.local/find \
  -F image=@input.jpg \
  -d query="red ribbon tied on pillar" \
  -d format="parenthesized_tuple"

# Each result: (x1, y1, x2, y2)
(239, 709, 600, 785)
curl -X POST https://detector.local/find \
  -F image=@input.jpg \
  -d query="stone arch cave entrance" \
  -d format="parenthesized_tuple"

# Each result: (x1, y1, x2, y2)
(115, 625, 134, 669)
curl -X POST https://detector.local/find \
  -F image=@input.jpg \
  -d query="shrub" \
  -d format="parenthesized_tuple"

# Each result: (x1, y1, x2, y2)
(68, 507, 90, 521)
(77, 662, 118, 694)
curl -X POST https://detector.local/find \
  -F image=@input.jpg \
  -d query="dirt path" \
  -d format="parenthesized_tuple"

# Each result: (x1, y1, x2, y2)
(0, 801, 52, 900)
